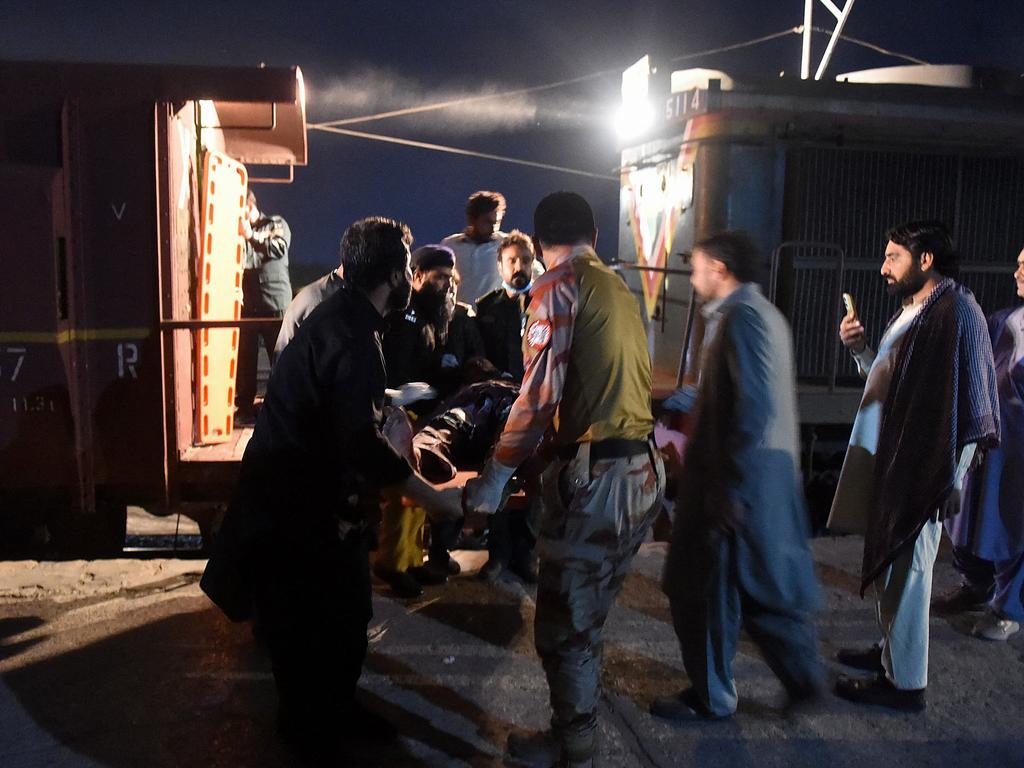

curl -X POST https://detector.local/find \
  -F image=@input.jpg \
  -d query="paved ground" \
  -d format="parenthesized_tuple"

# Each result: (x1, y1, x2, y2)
(1, 532, 1022, 768)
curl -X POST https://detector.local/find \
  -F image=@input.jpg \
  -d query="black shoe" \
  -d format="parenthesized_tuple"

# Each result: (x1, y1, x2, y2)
(836, 644, 884, 673)
(408, 564, 447, 586)
(558, 755, 595, 768)
(277, 702, 396, 763)
(478, 556, 506, 583)
(834, 674, 925, 712)
(650, 687, 730, 721)
(506, 730, 560, 766)
(932, 584, 992, 614)
(373, 565, 424, 598)
(278, 717, 352, 764)
(278, 721, 340, 764)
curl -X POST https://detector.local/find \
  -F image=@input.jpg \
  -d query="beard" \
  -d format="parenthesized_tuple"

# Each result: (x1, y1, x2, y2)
(415, 285, 453, 327)
(886, 263, 928, 299)
(412, 286, 453, 350)
(507, 270, 530, 290)
(387, 275, 412, 312)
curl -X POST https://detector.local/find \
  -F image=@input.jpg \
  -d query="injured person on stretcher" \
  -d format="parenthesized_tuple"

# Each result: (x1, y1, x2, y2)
(374, 370, 544, 596)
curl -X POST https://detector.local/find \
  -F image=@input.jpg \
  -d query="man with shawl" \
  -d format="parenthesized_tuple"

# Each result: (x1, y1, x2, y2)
(937, 247, 1024, 641)
(829, 221, 999, 711)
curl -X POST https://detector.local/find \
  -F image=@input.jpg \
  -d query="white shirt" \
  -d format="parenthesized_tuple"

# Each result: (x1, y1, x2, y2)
(442, 231, 506, 306)
(828, 299, 924, 534)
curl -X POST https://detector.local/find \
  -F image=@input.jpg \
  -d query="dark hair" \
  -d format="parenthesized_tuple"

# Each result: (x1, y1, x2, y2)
(246, 189, 257, 207)
(693, 231, 761, 283)
(533, 191, 596, 246)
(886, 220, 959, 279)
(338, 217, 413, 291)
(411, 244, 456, 272)
(497, 229, 535, 261)
(465, 190, 506, 219)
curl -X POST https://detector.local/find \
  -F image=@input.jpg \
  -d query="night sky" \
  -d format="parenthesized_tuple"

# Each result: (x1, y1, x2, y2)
(3, 0, 1023, 279)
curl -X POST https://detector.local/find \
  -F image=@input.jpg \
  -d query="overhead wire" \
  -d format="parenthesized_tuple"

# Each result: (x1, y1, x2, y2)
(809, 25, 929, 65)
(668, 26, 802, 63)
(315, 26, 925, 131)
(309, 124, 618, 181)
(311, 27, 802, 130)
(312, 70, 618, 129)
(309, 25, 928, 178)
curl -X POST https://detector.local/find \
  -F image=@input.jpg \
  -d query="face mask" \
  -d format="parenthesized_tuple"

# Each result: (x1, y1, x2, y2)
(502, 276, 532, 295)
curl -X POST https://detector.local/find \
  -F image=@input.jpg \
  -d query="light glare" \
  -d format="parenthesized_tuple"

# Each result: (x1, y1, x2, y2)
(615, 102, 654, 139)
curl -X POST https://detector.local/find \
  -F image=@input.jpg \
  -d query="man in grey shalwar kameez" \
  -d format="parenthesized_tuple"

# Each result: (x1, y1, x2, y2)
(655, 231, 823, 721)
(939, 247, 1024, 641)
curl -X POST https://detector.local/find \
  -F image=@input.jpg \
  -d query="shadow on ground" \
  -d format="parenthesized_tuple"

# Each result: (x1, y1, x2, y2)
(1, 606, 440, 767)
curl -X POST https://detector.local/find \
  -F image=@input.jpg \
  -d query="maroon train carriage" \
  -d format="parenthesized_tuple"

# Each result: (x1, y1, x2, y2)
(0, 60, 307, 556)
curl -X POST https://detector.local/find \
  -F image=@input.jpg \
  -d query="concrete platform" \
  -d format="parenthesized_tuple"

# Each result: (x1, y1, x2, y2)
(1, 536, 1021, 767)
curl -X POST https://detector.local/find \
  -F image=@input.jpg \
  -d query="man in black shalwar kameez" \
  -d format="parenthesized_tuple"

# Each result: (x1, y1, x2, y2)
(201, 217, 463, 757)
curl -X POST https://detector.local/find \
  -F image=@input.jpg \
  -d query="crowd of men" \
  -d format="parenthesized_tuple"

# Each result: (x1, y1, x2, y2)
(201, 188, 1023, 766)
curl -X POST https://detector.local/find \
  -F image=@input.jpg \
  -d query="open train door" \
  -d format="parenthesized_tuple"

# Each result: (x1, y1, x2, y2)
(161, 66, 307, 505)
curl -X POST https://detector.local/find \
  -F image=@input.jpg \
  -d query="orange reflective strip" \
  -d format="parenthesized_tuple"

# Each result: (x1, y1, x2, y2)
(195, 150, 247, 445)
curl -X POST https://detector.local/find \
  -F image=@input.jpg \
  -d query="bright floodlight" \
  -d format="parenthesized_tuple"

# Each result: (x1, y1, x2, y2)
(617, 55, 653, 140)
(615, 102, 655, 140)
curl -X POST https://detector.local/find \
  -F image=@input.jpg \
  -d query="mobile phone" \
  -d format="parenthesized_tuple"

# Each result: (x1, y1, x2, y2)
(842, 292, 857, 319)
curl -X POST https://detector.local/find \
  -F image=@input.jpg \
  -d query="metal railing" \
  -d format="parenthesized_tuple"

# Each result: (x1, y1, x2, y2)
(610, 261, 696, 387)
(770, 242, 1022, 388)
(770, 242, 847, 391)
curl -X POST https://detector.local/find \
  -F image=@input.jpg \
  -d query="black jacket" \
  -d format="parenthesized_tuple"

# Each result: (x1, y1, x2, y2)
(382, 290, 448, 390)
(202, 284, 412, 620)
(475, 287, 529, 381)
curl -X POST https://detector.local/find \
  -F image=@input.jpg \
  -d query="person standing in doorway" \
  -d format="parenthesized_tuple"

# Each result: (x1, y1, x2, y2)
(236, 190, 292, 421)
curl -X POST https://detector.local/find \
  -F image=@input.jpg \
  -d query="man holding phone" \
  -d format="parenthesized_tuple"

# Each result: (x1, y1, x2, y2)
(829, 220, 999, 711)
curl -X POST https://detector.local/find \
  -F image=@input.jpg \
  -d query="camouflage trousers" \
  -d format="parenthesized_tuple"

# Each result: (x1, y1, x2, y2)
(535, 440, 665, 757)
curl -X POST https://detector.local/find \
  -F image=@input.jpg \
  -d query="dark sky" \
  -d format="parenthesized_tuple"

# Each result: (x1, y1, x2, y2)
(3, 0, 1023, 274)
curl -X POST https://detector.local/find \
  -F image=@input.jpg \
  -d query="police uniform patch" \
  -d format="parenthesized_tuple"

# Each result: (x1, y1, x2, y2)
(526, 319, 552, 350)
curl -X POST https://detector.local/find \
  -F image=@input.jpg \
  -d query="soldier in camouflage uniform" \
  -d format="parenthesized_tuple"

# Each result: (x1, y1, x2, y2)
(467, 192, 665, 768)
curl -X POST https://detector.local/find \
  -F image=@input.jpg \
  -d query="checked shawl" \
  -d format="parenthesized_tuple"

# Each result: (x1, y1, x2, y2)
(861, 278, 1000, 594)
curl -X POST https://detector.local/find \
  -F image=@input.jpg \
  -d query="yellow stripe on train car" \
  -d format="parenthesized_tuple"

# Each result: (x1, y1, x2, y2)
(0, 328, 152, 344)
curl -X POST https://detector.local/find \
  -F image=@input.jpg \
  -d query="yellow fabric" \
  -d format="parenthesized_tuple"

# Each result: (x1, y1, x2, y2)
(375, 493, 425, 572)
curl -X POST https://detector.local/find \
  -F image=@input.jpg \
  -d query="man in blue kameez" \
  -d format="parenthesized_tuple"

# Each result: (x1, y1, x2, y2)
(655, 231, 823, 722)
(938, 247, 1024, 641)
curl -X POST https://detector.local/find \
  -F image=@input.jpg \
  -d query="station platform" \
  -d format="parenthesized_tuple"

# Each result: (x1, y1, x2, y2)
(2, 531, 1022, 767)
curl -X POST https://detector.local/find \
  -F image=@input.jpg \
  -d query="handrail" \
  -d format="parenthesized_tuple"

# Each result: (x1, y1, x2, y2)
(159, 318, 282, 330)
(609, 262, 692, 276)
(770, 241, 847, 392)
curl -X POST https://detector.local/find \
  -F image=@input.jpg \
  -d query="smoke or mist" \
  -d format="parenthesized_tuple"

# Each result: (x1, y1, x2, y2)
(309, 67, 603, 135)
